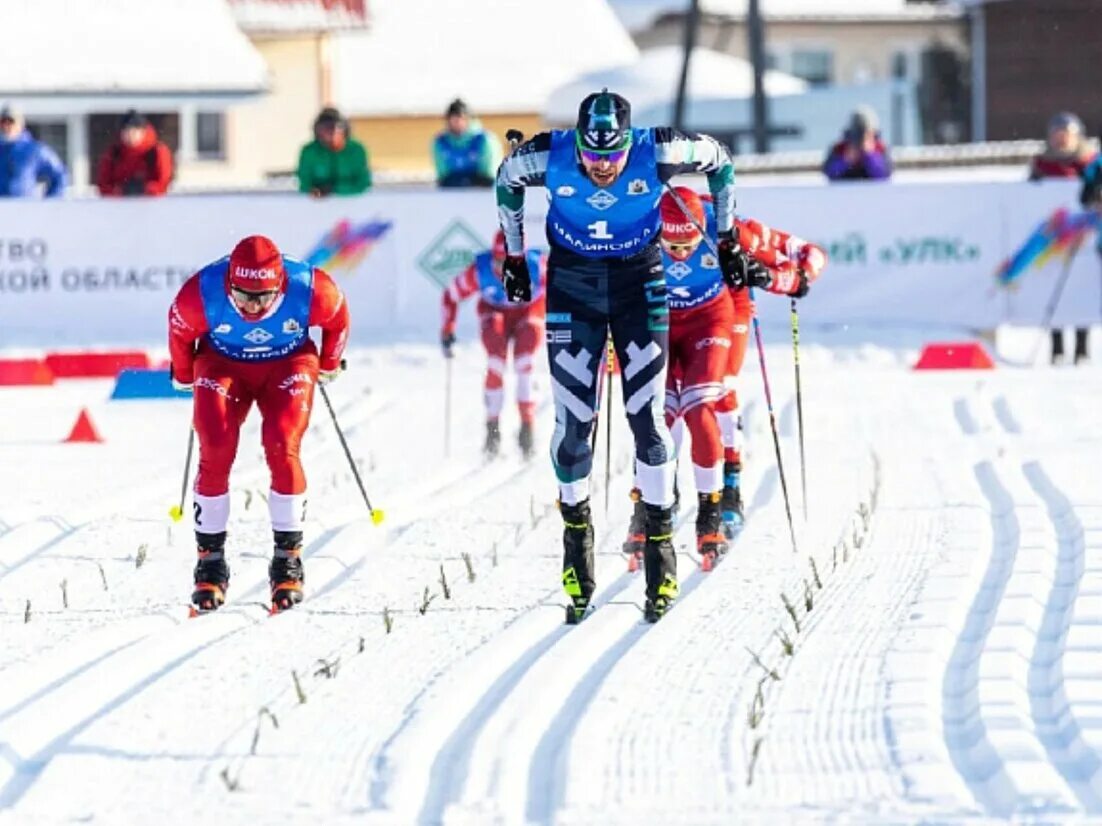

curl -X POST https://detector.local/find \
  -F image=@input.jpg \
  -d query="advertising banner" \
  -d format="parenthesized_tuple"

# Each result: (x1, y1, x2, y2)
(0, 180, 1097, 349)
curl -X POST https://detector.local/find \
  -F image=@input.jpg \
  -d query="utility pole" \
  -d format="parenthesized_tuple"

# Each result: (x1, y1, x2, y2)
(673, 0, 701, 132)
(747, 0, 768, 153)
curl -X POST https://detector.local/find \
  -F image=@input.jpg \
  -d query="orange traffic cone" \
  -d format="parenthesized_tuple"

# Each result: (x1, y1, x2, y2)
(64, 408, 104, 443)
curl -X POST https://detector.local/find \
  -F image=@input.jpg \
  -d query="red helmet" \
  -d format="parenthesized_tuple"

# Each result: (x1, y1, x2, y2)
(659, 187, 704, 244)
(491, 230, 507, 260)
(228, 235, 285, 294)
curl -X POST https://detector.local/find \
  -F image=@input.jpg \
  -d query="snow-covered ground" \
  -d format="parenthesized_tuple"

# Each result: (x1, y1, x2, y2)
(1, 326, 1100, 825)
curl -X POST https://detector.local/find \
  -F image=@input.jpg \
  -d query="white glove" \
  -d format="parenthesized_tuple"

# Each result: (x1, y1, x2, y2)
(318, 364, 344, 385)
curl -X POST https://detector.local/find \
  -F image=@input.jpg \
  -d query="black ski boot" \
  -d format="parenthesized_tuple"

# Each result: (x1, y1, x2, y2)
(721, 461, 745, 538)
(484, 419, 501, 457)
(696, 491, 729, 572)
(1074, 327, 1089, 365)
(518, 420, 535, 459)
(560, 500, 595, 624)
(191, 531, 229, 614)
(269, 530, 304, 612)
(623, 487, 646, 571)
(1051, 329, 1065, 366)
(642, 503, 678, 622)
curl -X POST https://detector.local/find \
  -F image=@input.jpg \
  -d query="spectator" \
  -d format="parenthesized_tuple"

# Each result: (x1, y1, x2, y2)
(1029, 112, 1098, 365)
(433, 98, 502, 188)
(0, 104, 66, 198)
(96, 110, 174, 197)
(823, 106, 892, 181)
(297, 107, 371, 197)
(1029, 112, 1094, 180)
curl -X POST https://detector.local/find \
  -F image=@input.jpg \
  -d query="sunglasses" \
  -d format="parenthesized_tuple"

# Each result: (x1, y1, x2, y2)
(579, 146, 630, 166)
(661, 239, 699, 254)
(231, 286, 279, 307)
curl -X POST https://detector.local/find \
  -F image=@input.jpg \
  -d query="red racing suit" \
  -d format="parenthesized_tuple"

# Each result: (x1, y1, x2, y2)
(441, 249, 546, 423)
(168, 259, 349, 535)
(667, 217, 826, 488)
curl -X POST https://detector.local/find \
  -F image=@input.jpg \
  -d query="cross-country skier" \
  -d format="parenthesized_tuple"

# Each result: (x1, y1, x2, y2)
(440, 231, 546, 457)
(623, 187, 826, 570)
(495, 89, 745, 622)
(167, 235, 350, 613)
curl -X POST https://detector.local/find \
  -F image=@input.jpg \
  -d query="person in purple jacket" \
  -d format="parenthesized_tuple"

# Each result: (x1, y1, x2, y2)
(822, 106, 892, 182)
(0, 104, 66, 198)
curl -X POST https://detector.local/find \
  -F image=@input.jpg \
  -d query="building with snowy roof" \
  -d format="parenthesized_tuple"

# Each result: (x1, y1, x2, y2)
(608, 0, 968, 145)
(330, 0, 638, 176)
(0, 0, 371, 193)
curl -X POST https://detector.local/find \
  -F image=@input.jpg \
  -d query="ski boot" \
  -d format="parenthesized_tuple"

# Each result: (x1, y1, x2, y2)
(560, 500, 595, 624)
(721, 461, 745, 538)
(642, 503, 679, 622)
(269, 530, 305, 613)
(190, 532, 229, 615)
(518, 420, 535, 459)
(1074, 328, 1089, 366)
(623, 488, 646, 572)
(484, 419, 501, 457)
(1051, 330, 1065, 366)
(697, 491, 729, 572)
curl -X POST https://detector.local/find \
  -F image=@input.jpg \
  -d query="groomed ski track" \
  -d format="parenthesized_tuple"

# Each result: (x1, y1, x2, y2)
(1, 335, 1100, 824)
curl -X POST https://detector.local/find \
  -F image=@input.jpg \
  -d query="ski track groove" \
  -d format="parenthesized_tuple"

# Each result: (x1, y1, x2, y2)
(0, 515, 394, 808)
(1021, 461, 1102, 811)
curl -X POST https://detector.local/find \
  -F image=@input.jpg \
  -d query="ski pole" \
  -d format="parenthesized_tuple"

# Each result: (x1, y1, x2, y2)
(318, 382, 385, 525)
(1029, 234, 1086, 365)
(791, 298, 808, 522)
(663, 183, 799, 554)
(749, 288, 799, 554)
(168, 427, 195, 523)
(603, 338, 615, 513)
(444, 355, 453, 458)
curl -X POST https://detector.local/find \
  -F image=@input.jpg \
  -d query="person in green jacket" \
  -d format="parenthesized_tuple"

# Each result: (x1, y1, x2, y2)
(297, 107, 372, 196)
(433, 99, 502, 188)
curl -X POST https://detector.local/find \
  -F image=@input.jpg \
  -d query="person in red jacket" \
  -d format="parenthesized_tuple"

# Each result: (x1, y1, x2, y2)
(96, 110, 174, 197)
(440, 231, 546, 457)
(1028, 112, 1097, 364)
(624, 189, 826, 569)
(168, 235, 350, 613)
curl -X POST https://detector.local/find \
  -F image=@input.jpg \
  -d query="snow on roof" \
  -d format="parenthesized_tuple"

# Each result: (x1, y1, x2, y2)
(608, 0, 963, 31)
(332, 0, 639, 117)
(544, 46, 807, 124)
(228, 0, 369, 33)
(0, 0, 268, 96)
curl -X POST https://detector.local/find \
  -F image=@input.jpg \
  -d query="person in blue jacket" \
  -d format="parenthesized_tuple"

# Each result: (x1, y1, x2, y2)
(0, 105, 66, 198)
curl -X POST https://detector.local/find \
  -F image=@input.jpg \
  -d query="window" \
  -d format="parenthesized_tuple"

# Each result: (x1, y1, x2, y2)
(25, 120, 68, 167)
(196, 111, 225, 160)
(791, 49, 834, 86)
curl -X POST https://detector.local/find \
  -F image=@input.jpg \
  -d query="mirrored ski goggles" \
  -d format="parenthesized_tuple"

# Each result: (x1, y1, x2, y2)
(230, 286, 280, 309)
(579, 145, 631, 166)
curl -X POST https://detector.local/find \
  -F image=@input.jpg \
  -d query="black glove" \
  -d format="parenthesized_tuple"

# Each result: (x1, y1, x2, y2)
(441, 331, 456, 358)
(502, 254, 532, 303)
(791, 271, 810, 299)
(718, 235, 770, 290)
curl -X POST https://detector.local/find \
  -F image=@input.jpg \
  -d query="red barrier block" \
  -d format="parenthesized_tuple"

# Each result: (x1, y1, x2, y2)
(0, 359, 55, 386)
(913, 342, 995, 370)
(45, 351, 151, 378)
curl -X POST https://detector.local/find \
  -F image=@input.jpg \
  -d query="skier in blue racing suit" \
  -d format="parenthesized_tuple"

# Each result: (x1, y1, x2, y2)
(495, 89, 751, 622)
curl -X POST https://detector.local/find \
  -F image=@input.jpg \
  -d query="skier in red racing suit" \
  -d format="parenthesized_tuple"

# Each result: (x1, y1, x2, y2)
(168, 235, 350, 612)
(623, 187, 826, 569)
(440, 231, 546, 457)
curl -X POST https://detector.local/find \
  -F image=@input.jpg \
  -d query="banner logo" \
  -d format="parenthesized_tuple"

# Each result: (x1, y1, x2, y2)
(417, 219, 485, 288)
(303, 218, 393, 276)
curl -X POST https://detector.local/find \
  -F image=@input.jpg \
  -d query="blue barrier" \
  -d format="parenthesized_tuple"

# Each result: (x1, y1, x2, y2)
(110, 369, 191, 400)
